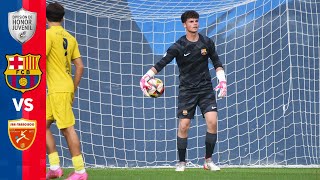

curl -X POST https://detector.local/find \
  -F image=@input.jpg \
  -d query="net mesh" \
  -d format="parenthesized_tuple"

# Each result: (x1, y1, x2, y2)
(47, 0, 256, 20)
(46, 0, 320, 167)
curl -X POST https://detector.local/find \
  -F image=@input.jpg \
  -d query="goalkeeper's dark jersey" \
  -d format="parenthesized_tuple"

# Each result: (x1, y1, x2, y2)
(153, 34, 223, 93)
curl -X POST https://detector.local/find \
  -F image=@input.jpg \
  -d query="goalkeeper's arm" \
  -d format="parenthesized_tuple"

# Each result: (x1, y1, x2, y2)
(140, 67, 158, 97)
(73, 57, 84, 93)
(140, 43, 177, 96)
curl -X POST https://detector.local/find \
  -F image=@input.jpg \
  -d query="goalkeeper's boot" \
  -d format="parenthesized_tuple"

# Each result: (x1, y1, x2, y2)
(65, 172, 88, 180)
(203, 158, 220, 171)
(175, 161, 186, 171)
(46, 167, 63, 179)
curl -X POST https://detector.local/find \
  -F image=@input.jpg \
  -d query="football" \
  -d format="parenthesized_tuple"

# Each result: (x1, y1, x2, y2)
(147, 78, 164, 98)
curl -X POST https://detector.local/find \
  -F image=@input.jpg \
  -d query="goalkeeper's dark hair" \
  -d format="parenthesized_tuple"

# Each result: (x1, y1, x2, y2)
(181, 10, 199, 23)
(46, 2, 65, 22)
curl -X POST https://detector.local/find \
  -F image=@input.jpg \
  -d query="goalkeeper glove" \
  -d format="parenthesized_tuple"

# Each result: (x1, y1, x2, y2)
(140, 69, 155, 97)
(214, 70, 227, 98)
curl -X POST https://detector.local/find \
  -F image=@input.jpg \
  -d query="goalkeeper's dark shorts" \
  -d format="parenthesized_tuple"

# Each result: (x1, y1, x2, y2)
(177, 90, 217, 119)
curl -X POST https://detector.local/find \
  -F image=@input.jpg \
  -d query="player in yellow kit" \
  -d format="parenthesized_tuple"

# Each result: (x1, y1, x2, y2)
(46, 2, 88, 180)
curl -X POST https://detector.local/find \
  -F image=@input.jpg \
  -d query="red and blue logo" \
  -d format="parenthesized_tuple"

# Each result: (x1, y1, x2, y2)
(4, 54, 42, 93)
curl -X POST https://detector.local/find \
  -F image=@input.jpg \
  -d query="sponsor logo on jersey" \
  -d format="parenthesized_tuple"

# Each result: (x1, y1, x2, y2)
(4, 54, 42, 93)
(201, 48, 207, 55)
(8, 118, 37, 151)
(8, 8, 37, 44)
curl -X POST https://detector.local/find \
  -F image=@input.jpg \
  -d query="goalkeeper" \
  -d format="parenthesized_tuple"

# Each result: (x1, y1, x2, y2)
(140, 10, 227, 172)
(46, 2, 88, 180)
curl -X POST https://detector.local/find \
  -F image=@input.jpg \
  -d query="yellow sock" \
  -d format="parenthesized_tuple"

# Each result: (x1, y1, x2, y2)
(48, 152, 60, 166)
(72, 155, 85, 171)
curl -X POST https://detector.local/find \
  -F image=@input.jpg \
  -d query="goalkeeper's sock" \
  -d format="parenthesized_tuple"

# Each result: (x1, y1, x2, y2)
(205, 132, 217, 159)
(178, 148, 187, 162)
(72, 154, 86, 173)
(48, 152, 60, 170)
(177, 136, 188, 162)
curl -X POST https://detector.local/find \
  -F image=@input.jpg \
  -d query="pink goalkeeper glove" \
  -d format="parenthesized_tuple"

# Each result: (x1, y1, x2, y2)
(214, 81, 227, 98)
(140, 75, 151, 97)
(140, 70, 155, 97)
(214, 69, 227, 98)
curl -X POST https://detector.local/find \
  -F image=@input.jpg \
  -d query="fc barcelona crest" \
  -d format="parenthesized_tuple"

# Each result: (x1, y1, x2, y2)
(8, 8, 37, 44)
(4, 54, 42, 93)
(201, 48, 207, 56)
(8, 119, 37, 151)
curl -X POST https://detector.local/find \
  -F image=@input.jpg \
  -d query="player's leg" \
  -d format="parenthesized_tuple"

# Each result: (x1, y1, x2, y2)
(176, 118, 191, 171)
(46, 120, 56, 153)
(203, 112, 220, 171)
(52, 93, 88, 179)
(175, 93, 197, 171)
(46, 95, 63, 179)
(177, 119, 191, 157)
(61, 126, 81, 156)
(199, 91, 220, 171)
(204, 111, 218, 159)
(60, 126, 88, 180)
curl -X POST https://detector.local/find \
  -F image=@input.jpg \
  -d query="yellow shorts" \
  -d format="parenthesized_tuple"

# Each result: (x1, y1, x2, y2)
(46, 92, 75, 129)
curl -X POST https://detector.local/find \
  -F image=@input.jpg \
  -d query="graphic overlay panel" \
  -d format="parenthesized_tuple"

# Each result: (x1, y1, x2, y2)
(0, 0, 45, 179)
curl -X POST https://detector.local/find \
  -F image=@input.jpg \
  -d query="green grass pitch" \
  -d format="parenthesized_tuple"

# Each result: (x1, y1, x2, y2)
(57, 168, 320, 180)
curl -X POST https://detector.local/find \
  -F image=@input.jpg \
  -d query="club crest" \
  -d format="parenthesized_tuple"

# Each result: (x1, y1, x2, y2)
(8, 119, 37, 151)
(4, 54, 42, 93)
(8, 8, 37, 44)
(183, 110, 188, 116)
(201, 48, 207, 55)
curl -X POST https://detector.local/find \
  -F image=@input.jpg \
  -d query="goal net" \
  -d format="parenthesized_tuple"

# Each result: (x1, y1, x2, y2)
(46, 0, 320, 167)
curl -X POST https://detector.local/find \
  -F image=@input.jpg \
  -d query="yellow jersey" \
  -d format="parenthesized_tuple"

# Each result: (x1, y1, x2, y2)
(46, 26, 81, 94)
